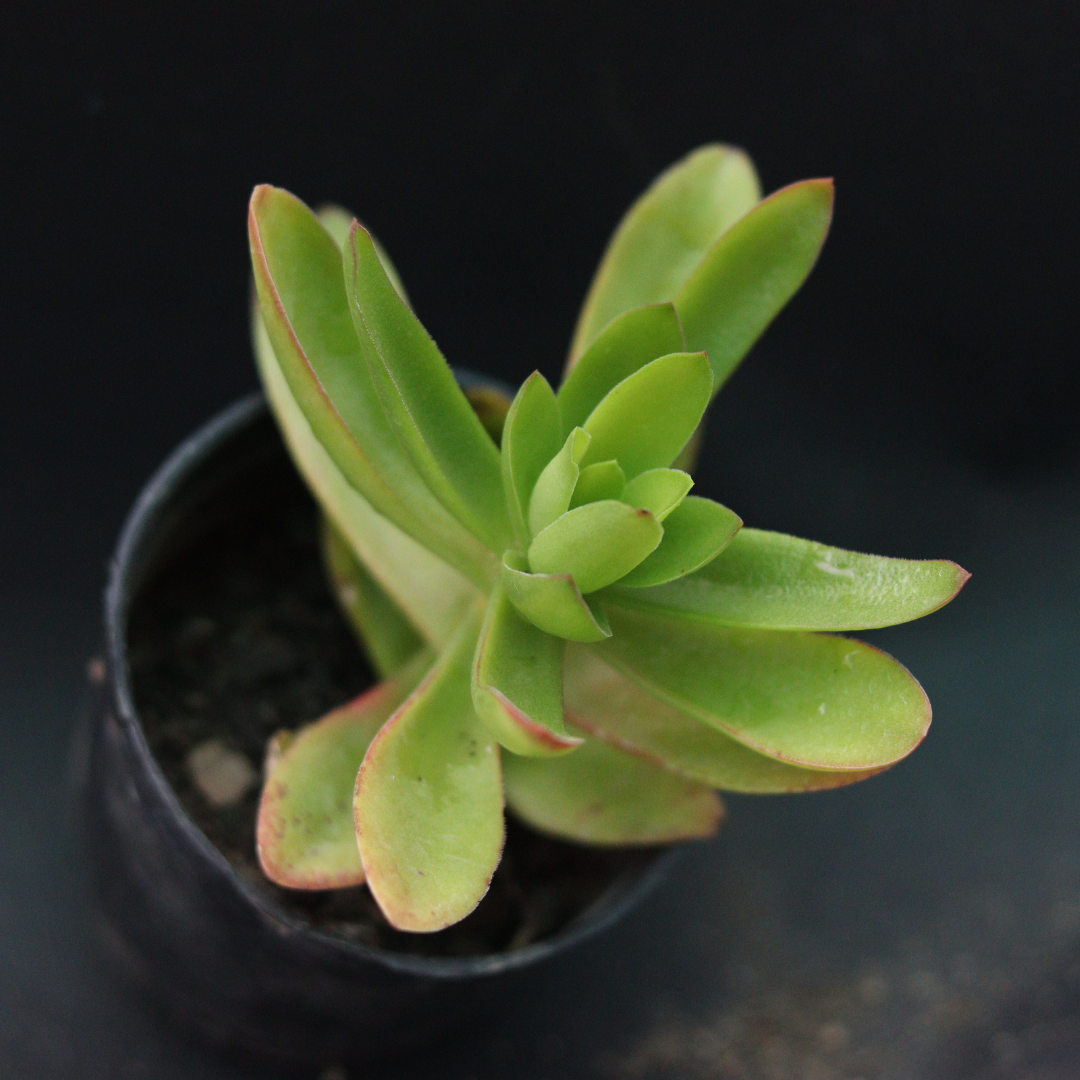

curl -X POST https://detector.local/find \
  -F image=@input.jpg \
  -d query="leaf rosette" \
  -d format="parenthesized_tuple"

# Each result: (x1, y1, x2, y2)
(248, 145, 969, 932)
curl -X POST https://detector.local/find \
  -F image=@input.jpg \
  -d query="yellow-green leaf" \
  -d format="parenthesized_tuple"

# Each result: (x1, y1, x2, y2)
(597, 605, 931, 770)
(529, 501, 663, 594)
(614, 496, 742, 588)
(344, 223, 510, 551)
(503, 733, 723, 844)
(256, 651, 431, 889)
(502, 372, 563, 548)
(559, 303, 686, 431)
(354, 605, 503, 932)
(581, 352, 712, 479)
(676, 178, 834, 395)
(569, 145, 762, 363)
(501, 551, 612, 643)
(565, 647, 884, 793)
(611, 528, 970, 630)
(472, 587, 580, 757)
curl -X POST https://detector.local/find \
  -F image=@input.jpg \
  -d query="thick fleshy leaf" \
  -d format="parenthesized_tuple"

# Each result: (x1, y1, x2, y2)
(503, 733, 723, 844)
(344, 223, 510, 551)
(257, 651, 431, 889)
(609, 527, 971, 630)
(529, 501, 663, 594)
(564, 647, 883, 792)
(676, 179, 834, 395)
(354, 607, 503, 932)
(321, 516, 423, 677)
(568, 145, 762, 363)
(614, 496, 742, 588)
(502, 373, 562, 548)
(253, 304, 478, 647)
(581, 352, 712, 479)
(621, 468, 693, 522)
(501, 551, 611, 642)
(597, 606, 931, 770)
(472, 587, 580, 757)
(528, 427, 591, 537)
(250, 187, 495, 588)
(571, 460, 626, 509)
(316, 204, 409, 304)
(558, 304, 686, 432)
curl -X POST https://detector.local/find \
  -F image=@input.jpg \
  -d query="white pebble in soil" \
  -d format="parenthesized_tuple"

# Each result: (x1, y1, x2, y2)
(186, 738, 258, 807)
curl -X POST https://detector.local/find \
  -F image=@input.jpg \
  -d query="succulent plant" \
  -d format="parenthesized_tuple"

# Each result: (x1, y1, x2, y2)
(247, 146, 968, 933)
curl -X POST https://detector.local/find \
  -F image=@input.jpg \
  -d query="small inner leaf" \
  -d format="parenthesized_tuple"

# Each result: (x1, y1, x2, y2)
(564, 647, 883, 793)
(503, 732, 723, 844)
(581, 352, 712, 479)
(571, 460, 626, 509)
(528, 500, 664, 594)
(472, 587, 580, 757)
(621, 468, 693, 522)
(501, 551, 612, 643)
(528, 427, 591, 537)
(501, 372, 563, 548)
(597, 605, 931, 770)
(354, 606, 503, 933)
(558, 304, 686, 433)
(610, 527, 972, 630)
(321, 516, 423, 678)
(257, 650, 431, 890)
(614, 496, 742, 588)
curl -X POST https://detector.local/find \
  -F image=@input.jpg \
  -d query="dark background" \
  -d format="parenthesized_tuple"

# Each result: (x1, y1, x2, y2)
(3, 3, 1080, 1078)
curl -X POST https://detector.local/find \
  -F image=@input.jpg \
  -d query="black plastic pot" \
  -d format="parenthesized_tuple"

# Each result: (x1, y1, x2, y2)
(76, 393, 676, 1073)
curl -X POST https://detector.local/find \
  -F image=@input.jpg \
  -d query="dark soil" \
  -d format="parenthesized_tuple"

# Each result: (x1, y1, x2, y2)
(126, 473, 646, 958)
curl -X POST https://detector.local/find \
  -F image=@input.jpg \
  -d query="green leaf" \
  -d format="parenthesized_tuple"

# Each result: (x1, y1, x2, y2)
(344, 223, 510, 551)
(621, 468, 693, 522)
(321, 516, 424, 678)
(257, 651, 431, 889)
(569, 145, 762, 362)
(501, 551, 612, 643)
(529, 501, 664, 594)
(675, 178, 834, 395)
(503, 732, 723, 844)
(253, 301, 478, 647)
(581, 352, 712, 479)
(570, 459, 626, 509)
(354, 605, 503, 932)
(558, 304, 686, 432)
(315, 204, 410, 304)
(596, 605, 931, 770)
(614, 496, 742, 588)
(249, 186, 495, 588)
(609, 527, 971, 630)
(501, 373, 562, 549)
(472, 587, 580, 757)
(565, 647, 883, 793)
(528, 427, 591, 537)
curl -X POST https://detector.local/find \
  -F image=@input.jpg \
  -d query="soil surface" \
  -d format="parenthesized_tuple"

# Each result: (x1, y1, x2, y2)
(125, 473, 646, 958)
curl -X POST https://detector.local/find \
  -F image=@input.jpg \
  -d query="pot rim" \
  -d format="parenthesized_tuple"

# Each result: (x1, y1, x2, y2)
(104, 391, 680, 980)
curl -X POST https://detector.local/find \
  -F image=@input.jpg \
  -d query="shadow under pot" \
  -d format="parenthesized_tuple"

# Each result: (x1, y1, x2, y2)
(77, 391, 676, 1071)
